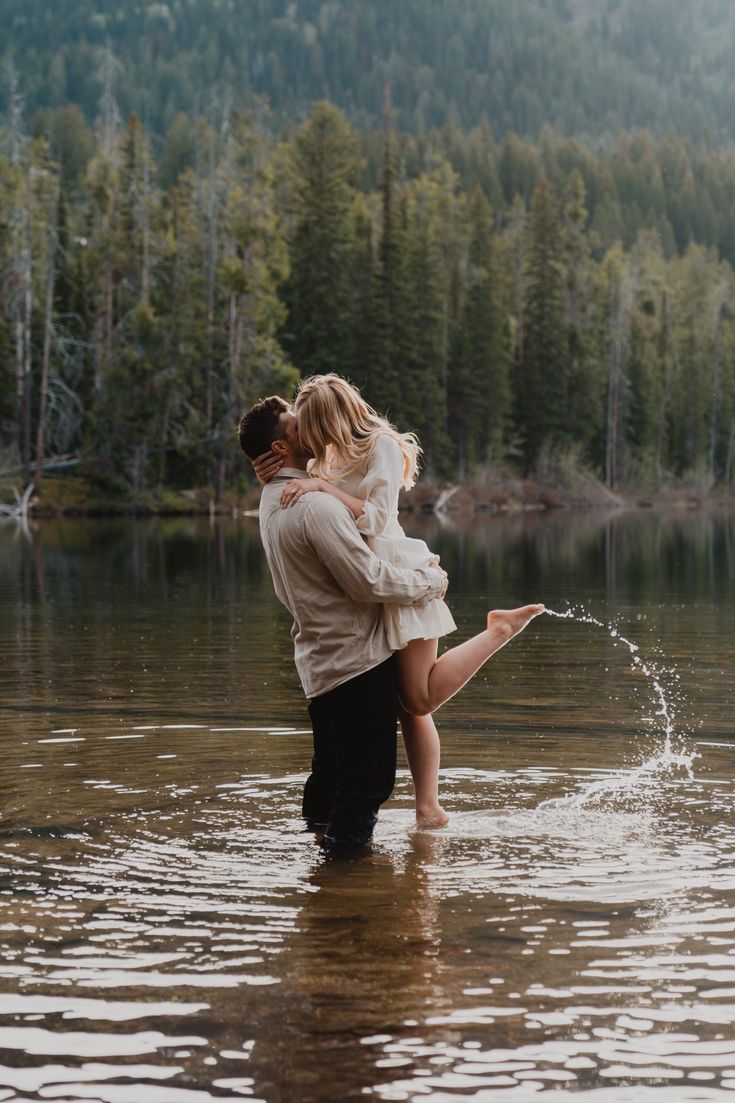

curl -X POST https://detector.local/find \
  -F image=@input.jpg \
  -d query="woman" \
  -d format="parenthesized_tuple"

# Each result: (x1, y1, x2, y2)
(253, 374, 544, 827)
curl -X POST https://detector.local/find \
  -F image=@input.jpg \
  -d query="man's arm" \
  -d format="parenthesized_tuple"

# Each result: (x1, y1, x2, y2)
(303, 494, 446, 606)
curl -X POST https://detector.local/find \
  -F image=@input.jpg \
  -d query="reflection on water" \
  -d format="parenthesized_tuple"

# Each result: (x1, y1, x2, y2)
(1, 509, 735, 1101)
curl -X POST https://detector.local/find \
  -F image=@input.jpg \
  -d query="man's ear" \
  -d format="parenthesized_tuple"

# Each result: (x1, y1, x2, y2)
(272, 440, 288, 458)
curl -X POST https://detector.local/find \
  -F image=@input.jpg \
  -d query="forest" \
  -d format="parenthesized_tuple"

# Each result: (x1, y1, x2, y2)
(2, 0, 735, 504)
(5, 0, 735, 144)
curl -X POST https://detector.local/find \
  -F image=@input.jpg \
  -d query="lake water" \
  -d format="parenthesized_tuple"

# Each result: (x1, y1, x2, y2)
(1, 508, 735, 1103)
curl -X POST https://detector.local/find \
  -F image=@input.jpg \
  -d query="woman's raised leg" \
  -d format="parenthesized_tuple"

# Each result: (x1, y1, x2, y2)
(396, 605, 544, 717)
(399, 702, 449, 829)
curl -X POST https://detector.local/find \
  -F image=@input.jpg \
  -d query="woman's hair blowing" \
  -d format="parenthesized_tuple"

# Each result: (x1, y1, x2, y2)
(294, 374, 421, 488)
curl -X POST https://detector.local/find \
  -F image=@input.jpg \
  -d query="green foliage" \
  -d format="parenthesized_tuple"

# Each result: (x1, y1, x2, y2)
(281, 103, 358, 378)
(449, 189, 510, 472)
(520, 179, 568, 468)
(2, 99, 735, 498)
(368, 113, 402, 417)
(158, 113, 197, 190)
(7, 0, 735, 149)
(48, 106, 95, 194)
(399, 173, 451, 471)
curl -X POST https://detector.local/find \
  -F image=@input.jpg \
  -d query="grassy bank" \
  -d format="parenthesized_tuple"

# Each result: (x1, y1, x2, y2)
(3, 465, 732, 520)
(1, 476, 242, 518)
(401, 468, 735, 515)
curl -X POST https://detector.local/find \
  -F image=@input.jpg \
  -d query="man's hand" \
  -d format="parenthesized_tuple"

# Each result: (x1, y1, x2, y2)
(281, 477, 324, 508)
(428, 555, 449, 599)
(251, 450, 282, 486)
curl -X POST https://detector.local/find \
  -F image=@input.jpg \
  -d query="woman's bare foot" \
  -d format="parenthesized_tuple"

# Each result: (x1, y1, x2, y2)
(416, 803, 450, 829)
(487, 604, 545, 648)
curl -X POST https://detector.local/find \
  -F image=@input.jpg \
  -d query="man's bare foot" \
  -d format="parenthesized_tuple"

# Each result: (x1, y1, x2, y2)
(416, 803, 450, 829)
(487, 604, 545, 648)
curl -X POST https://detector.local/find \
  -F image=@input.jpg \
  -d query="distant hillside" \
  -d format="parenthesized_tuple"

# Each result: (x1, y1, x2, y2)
(2, 0, 735, 143)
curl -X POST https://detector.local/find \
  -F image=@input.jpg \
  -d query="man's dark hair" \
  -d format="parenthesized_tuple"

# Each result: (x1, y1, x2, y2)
(238, 396, 290, 460)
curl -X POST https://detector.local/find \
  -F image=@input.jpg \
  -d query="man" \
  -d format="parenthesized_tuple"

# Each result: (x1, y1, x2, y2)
(238, 396, 447, 849)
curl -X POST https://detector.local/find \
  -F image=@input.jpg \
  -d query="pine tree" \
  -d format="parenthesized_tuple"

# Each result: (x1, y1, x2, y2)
(369, 90, 403, 416)
(48, 105, 94, 195)
(449, 187, 509, 471)
(347, 196, 379, 396)
(283, 102, 358, 378)
(153, 169, 209, 491)
(519, 178, 566, 469)
(217, 112, 296, 491)
(560, 169, 604, 453)
(600, 242, 638, 489)
(400, 177, 450, 469)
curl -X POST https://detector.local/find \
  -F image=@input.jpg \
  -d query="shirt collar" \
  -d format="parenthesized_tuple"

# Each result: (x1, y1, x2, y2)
(271, 466, 310, 481)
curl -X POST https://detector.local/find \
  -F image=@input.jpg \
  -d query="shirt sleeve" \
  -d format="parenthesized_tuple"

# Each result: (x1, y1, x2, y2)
(354, 435, 403, 537)
(303, 494, 444, 607)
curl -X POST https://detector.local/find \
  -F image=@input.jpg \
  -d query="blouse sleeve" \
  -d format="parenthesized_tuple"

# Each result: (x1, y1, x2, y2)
(355, 435, 403, 537)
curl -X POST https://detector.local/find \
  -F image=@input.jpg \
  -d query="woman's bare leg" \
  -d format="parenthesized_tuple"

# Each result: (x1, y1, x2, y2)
(399, 703, 449, 829)
(396, 605, 545, 717)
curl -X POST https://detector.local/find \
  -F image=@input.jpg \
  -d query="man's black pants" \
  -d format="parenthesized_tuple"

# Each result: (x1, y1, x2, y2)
(302, 657, 398, 846)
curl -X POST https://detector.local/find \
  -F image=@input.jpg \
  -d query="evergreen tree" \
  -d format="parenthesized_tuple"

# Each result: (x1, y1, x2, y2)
(3, 88, 735, 497)
(518, 178, 566, 469)
(560, 169, 604, 453)
(369, 93, 403, 416)
(48, 105, 94, 195)
(347, 196, 379, 396)
(159, 112, 198, 190)
(400, 177, 450, 469)
(154, 168, 209, 489)
(600, 242, 635, 489)
(217, 112, 296, 490)
(449, 188, 509, 471)
(283, 102, 358, 377)
(669, 246, 733, 479)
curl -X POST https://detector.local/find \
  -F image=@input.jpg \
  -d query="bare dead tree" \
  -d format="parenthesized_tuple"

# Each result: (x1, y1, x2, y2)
(93, 46, 122, 393)
(34, 179, 61, 489)
(4, 62, 34, 481)
(0, 482, 34, 529)
(196, 94, 233, 437)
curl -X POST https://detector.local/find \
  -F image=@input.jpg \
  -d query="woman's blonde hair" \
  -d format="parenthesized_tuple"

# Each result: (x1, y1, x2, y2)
(294, 374, 421, 489)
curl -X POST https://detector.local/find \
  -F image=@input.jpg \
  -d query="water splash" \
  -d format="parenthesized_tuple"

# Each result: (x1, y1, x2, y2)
(542, 606, 696, 810)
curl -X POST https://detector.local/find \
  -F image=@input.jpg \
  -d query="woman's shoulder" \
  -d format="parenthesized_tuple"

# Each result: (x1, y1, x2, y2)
(358, 433, 403, 483)
(371, 432, 403, 463)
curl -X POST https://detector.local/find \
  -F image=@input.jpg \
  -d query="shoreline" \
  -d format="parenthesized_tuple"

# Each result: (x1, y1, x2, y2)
(4, 473, 733, 520)
(399, 476, 735, 516)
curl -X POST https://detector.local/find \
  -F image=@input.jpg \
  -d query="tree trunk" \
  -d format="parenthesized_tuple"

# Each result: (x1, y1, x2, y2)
(157, 396, 171, 499)
(725, 416, 735, 487)
(35, 186, 60, 489)
(655, 291, 673, 486)
(222, 287, 246, 495)
(605, 328, 621, 490)
(605, 272, 630, 491)
(141, 133, 151, 304)
(14, 264, 24, 467)
(708, 301, 724, 480)
(95, 264, 114, 393)
(21, 210, 33, 484)
(514, 240, 524, 378)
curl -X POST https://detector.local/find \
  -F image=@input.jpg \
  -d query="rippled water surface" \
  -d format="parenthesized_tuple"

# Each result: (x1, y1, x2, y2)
(2, 509, 735, 1102)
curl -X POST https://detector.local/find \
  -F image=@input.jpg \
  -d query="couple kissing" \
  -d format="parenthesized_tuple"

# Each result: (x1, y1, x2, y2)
(238, 373, 544, 850)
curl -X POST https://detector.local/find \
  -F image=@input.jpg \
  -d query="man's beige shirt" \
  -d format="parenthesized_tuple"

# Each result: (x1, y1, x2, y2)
(259, 468, 446, 699)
